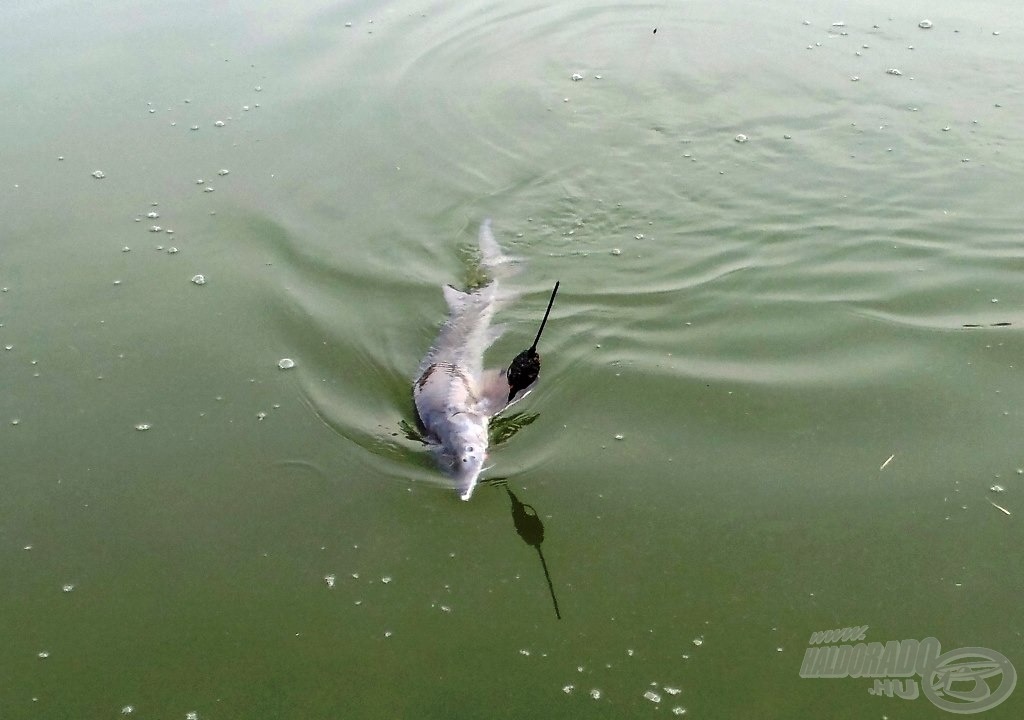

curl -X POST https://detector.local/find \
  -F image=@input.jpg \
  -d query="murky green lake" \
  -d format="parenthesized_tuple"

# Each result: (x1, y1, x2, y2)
(3, 0, 1023, 717)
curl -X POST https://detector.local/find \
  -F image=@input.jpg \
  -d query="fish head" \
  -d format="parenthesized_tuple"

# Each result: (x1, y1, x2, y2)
(446, 411, 489, 501)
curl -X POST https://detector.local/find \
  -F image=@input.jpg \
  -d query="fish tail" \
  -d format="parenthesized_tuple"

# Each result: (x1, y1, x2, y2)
(478, 219, 518, 276)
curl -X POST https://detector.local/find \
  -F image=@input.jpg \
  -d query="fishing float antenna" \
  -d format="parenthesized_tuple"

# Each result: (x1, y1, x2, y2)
(530, 281, 560, 352)
(506, 280, 561, 402)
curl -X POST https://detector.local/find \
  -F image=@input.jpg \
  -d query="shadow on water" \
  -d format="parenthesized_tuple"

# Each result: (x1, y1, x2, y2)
(485, 477, 562, 621)
(400, 411, 562, 620)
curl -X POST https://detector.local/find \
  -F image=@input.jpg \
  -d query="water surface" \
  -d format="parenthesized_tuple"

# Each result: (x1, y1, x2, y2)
(3, 0, 1023, 717)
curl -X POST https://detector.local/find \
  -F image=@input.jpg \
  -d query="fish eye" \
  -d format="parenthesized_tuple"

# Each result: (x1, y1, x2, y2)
(467, 446, 474, 452)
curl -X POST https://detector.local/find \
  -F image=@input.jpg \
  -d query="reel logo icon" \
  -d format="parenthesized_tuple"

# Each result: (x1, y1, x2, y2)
(923, 647, 1017, 714)
(800, 628, 1017, 714)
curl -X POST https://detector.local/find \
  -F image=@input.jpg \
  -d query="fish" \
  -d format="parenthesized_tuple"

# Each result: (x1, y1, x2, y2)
(413, 220, 558, 501)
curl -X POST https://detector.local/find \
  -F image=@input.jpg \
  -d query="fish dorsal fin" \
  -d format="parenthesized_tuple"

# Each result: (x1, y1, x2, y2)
(442, 284, 471, 311)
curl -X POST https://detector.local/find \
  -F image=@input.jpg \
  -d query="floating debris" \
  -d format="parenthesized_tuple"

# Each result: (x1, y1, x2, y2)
(324, 574, 336, 588)
(278, 358, 296, 370)
(191, 274, 206, 285)
(614, 434, 624, 440)
(121, 706, 134, 715)
(988, 499, 1011, 516)
(610, 248, 622, 256)
(734, 133, 748, 143)
(672, 708, 687, 716)
(880, 454, 895, 470)
(571, 72, 583, 81)
(886, 68, 903, 76)
(135, 423, 151, 431)
(62, 583, 75, 593)
(562, 685, 574, 694)
(692, 636, 704, 647)
(918, 20, 933, 29)
(148, 225, 162, 232)
(990, 484, 1005, 493)
(38, 651, 50, 659)
(589, 689, 602, 700)
(214, 120, 225, 127)
(147, 212, 159, 219)
(167, 247, 178, 254)
(217, 169, 230, 176)
(91, 170, 106, 179)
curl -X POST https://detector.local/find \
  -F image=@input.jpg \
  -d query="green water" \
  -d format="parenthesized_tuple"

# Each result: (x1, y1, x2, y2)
(3, 1, 1023, 718)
